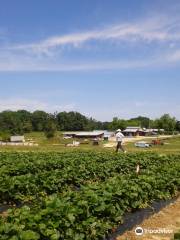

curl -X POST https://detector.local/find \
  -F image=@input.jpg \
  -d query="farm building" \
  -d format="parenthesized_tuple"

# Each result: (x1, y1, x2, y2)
(93, 130, 114, 140)
(10, 136, 25, 142)
(63, 132, 78, 138)
(63, 131, 105, 139)
(151, 129, 165, 134)
(123, 127, 142, 137)
(103, 131, 114, 140)
(75, 131, 104, 139)
(141, 129, 153, 136)
(141, 128, 165, 136)
(123, 127, 165, 137)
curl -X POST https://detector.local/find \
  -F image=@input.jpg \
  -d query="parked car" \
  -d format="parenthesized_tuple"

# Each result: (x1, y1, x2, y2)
(135, 141, 150, 148)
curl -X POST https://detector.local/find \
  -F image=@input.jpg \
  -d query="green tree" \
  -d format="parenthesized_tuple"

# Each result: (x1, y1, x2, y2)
(32, 111, 49, 131)
(108, 117, 127, 130)
(102, 121, 110, 130)
(0, 111, 23, 134)
(85, 118, 97, 131)
(57, 111, 88, 131)
(17, 110, 32, 132)
(0, 131, 11, 142)
(154, 114, 176, 132)
(130, 116, 150, 128)
(44, 118, 57, 139)
(85, 118, 106, 130)
(176, 121, 180, 132)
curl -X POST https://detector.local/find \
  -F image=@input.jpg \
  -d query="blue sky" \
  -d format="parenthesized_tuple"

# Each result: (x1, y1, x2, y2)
(0, 0, 180, 120)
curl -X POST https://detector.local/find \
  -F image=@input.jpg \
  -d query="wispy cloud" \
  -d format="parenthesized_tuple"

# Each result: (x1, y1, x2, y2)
(1, 14, 180, 71)
(165, 49, 180, 62)
(0, 98, 76, 112)
(8, 15, 180, 54)
(0, 51, 180, 72)
(0, 57, 159, 72)
(86, 101, 180, 121)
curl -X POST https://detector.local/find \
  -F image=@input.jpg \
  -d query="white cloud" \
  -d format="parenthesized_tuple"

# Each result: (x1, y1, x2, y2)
(0, 59, 153, 72)
(0, 98, 76, 112)
(0, 48, 180, 72)
(165, 49, 180, 62)
(86, 101, 180, 121)
(8, 15, 180, 54)
(0, 99, 179, 121)
(1, 14, 180, 71)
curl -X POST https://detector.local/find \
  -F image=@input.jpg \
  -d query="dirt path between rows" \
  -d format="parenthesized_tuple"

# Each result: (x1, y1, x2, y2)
(117, 197, 180, 240)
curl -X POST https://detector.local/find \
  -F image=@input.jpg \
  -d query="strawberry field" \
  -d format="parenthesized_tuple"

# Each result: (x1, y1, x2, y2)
(0, 152, 180, 240)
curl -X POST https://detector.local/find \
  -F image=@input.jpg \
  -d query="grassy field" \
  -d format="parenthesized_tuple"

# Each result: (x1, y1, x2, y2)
(0, 131, 105, 152)
(0, 131, 180, 154)
(125, 136, 180, 154)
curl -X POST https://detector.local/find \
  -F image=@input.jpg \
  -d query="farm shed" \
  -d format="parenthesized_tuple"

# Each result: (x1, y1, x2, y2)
(152, 128, 164, 134)
(123, 127, 142, 137)
(63, 132, 77, 138)
(141, 129, 153, 136)
(93, 130, 114, 140)
(103, 131, 114, 140)
(63, 131, 113, 139)
(10, 136, 25, 142)
(75, 131, 104, 139)
(123, 128, 165, 137)
(142, 128, 165, 135)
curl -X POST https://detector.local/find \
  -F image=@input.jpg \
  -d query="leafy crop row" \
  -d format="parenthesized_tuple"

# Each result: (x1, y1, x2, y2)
(0, 152, 180, 239)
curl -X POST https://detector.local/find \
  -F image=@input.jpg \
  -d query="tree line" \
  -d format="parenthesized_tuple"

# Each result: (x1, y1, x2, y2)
(0, 110, 179, 139)
(109, 115, 180, 133)
(0, 110, 108, 139)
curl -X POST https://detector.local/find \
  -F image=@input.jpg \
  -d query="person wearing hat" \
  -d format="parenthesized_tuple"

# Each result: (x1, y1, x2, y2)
(115, 129, 126, 153)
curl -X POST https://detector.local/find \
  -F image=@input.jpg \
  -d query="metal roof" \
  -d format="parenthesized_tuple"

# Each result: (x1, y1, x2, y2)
(123, 129, 140, 133)
(123, 126, 142, 132)
(76, 131, 104, 136)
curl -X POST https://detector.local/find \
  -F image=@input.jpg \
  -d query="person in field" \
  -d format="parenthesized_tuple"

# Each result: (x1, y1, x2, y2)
(115, 129, 126, 153)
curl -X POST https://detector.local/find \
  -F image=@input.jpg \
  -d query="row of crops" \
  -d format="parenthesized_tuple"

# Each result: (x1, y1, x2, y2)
(0, 152, 180, 239)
